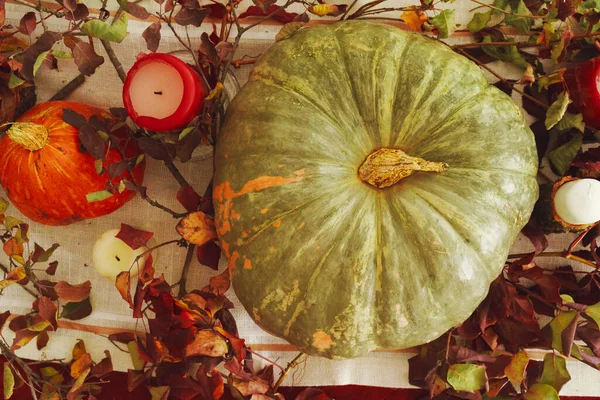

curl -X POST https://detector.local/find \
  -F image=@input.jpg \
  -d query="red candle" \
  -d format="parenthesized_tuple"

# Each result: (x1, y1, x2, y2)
(564, 57, 600, 129)
(122, 53, 206, 132)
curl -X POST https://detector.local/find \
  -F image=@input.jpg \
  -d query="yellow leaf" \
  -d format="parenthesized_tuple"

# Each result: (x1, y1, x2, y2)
(206, 82, 224, 101)
(72, 339, 87, 361)
(4, 363, 15, 400)
(0, 266, 26, 290)
(176, 211, 217, 246)
(0, 34, 27, 54)
(185, 330, 229, 358)
(276, 22, 305, 41)
(401, 7, 428, 31)
(308, 4, 346, 17)
(70, 353, 92, 379)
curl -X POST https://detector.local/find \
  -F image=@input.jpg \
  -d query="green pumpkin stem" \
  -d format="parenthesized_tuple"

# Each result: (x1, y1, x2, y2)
(358, 148, 448, 189)
(6, 122, 49, 151)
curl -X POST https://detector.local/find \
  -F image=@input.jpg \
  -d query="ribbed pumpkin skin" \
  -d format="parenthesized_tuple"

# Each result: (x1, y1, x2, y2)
(0, 101, 145, 225)
(214, 21, 538, 359)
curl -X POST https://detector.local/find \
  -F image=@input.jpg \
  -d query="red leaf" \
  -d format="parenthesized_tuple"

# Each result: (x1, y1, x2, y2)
(133, 281, 147, 318)
(177, 185, 201, 212)
(116, 271, 133, 308)
(139, 254, 155, 284)
(202, 269, 230, 296)
(8, 315, 28, 332)
(46, 261, 58, 275)
(91, 350, 113, 377)
(18, 12, 36, 35)
(239, 5, 298, 24)
(127, 368, 152, 392)
(448, 346, 496, 363)
(174, 0, 210, 26)
(116, 223, 154, 250)
(108, 332, 138, 344)
(36, 330, 49, 350)
(142, 21, 161, 53)
(197, 241, 221, 270)
(71, 352, 92, 379)
(126, 2, 151, 19)
(295, 388, 333, 400)
(38, 296, 58, 330)
(54, 281, 91, 302)
(0, 311, 10, 332)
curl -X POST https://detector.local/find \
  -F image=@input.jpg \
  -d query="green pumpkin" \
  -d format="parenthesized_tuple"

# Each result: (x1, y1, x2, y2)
(213, 21, 538, 359)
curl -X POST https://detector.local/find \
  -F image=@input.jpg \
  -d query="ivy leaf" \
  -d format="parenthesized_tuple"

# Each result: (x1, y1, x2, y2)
(585, 302, 600, 326)
(504, 348, 528, 384)
(430, 9, 456, 39)
(142, 21, 161, 52)
(556, 112, 585, 133)
(81, 13, 129, 43)
(276, 22, 305, 42)
(60, 297, 92, 320)
(548, 134, 582, 176)
(505, 0, 532, 34)
(115, 223, 153, 250)
(8, 72, 25, 89)
(148, 386, 170, 400)
(54, 280, 92, 302)
(467, 11, 491, 33)
(481, 37, 529, 69)
(549, 310, 579, 354)
(523, 383, 560, 400)
(545, 92, 571, 130)
(308, 4, 347, 17)
(176, 211, 217, 246)
(3, 363, 14, 400)
(446, 363, 487, 392)
(539, 353, 571, 392)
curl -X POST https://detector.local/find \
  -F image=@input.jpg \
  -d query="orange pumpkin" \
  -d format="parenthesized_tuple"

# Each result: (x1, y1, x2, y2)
(0, 101, 145, 225)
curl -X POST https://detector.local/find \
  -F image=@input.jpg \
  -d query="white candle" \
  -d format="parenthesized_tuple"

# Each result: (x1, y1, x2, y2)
(127, 60, 184, 119)
(554, 178, 600, 225)
(92, 229, 149, 280)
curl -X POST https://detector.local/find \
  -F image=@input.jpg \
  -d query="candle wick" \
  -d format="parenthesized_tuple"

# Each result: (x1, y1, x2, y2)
(115, 255, 121, 262)
(154, 91, 163, 95)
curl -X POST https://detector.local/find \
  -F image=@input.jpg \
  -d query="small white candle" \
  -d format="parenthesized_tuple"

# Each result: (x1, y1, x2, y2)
(554, 178, 600, 225)
(127, 60, 184, 119)
(92, 229, 149, 280)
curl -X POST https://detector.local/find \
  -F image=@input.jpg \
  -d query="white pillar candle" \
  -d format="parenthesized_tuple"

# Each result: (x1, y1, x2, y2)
(127, 61, 184, 119)
(554, 178, 600, 225)
(92, 229, 149, 280)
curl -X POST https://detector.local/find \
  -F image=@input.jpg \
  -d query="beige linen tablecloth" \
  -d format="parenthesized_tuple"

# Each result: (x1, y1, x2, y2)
(1, 0, 599, 395)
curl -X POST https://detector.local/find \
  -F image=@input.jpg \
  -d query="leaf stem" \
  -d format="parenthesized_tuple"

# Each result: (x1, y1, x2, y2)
(49, 73, 85, 101)
(273, 352, 306, 392)
(100, 39, 127, 83)
(177, 243, 196, 298)
(164, 159, 190, 187)
(507, 251, 598, 269)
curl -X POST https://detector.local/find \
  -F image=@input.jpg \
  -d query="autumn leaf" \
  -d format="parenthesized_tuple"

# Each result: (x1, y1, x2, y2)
(142, 21, 161, 53)
(546, 92, 571, 130)
(548, 134, 583, 176)
(3, 363, 15, 400)
(177, 185, 201, 212)
(127, 341, 146, 370)
(446, 363, 487, 392)
(539, 353, 571, 392)
(185, 329, 229, 358)
(401, 7, 428, 31)
(70, 352, 92, 379)
(177, 211, 217, 246)
(430, 9, 456, 39)
(91, 350, 113, 377)
(116, 223, 153, 250)
(308, 4, 347, 17)
(46, 261, 58, 275)
(202, 269, 230, 296)
(3, 237, 24, 259)
(174, 1, 210, 27)
(60, 297, 92, 320)
(505, 0, 532, 34)
(148, 386, 170, 400)
(549, 310, 579, 354)
(54, 280, 91, 302)
(504, 348, 528, 384)
(276, 22, 305, 42)
(0, 311, 10, 332)
(116, 271, 133, 308)
(252, 0, 276, 12)
(197, 241, 221, 270)
(18, 12, 36, 35)
(467, 11, 491, 33)
(0, 266, 26, 289)
(69, 38, 105, 76)
(38, 296, 58, 330)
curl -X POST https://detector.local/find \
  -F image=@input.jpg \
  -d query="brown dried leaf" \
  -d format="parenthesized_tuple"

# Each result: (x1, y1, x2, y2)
(116, 271, 133, 308)
(18, 12, 36, 35)
(174, 0, 210, 27)
(0, 311, 10, 332)
(202, 269, 230, 296)
(36, 330, 49, 350)
(70, 37, 105, 76)
(142, 21, 161, 52)
(185, 329, 228, 358)
(116, 223, 153, 250)
(46, 261, 58, 275)
(38, 296, 58, 330)
(72, 339, 87, 360)
(177, 211, 217, 246)
(54, 280, 91, 302)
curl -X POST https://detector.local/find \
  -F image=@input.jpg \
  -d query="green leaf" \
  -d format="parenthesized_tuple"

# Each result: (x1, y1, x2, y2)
(556, 112, 585, 133)
(60, 297, 92, 320)
(37, 243, 59, 262)
(0, 197, 9, 214)
(551, 36, 565, 64)
(548, 135, 583, 176)
(447, 363, 487, 392)
(545, 92, 571, 130)
(468, 11, 491, 33)
(481, 36, 529, 69)
(8, 72, 25, 89)
(548, 309, 579, 352)
(585, 302, 600, 327)
(86, 190, 113, 203)
(492, 0, 510, 13)
(579, 0, 600, 13)
(505, 0, 532, 34)
(33, 51, 49, 76)
(276, 22, 306, 41)
(50, 50, 73, 59)
(430, 9, 456, 39)
(540, 353, 571, 392)
(179, 126, 195, 141)
(560, 294, 575, 304)
(127, 341, 145, 370)
(3, 363, 15, 400)
(40, 366, 60, 380)
(94, 159, 104, 175)
(505, 349, 529, 384)
(523, 383, 560, 400)
(81, 13, 129, 43)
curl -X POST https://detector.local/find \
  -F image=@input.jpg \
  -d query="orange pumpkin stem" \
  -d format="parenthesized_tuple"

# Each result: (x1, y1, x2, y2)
(358, 148, 448, 189)
(6, 122, 50, 151)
